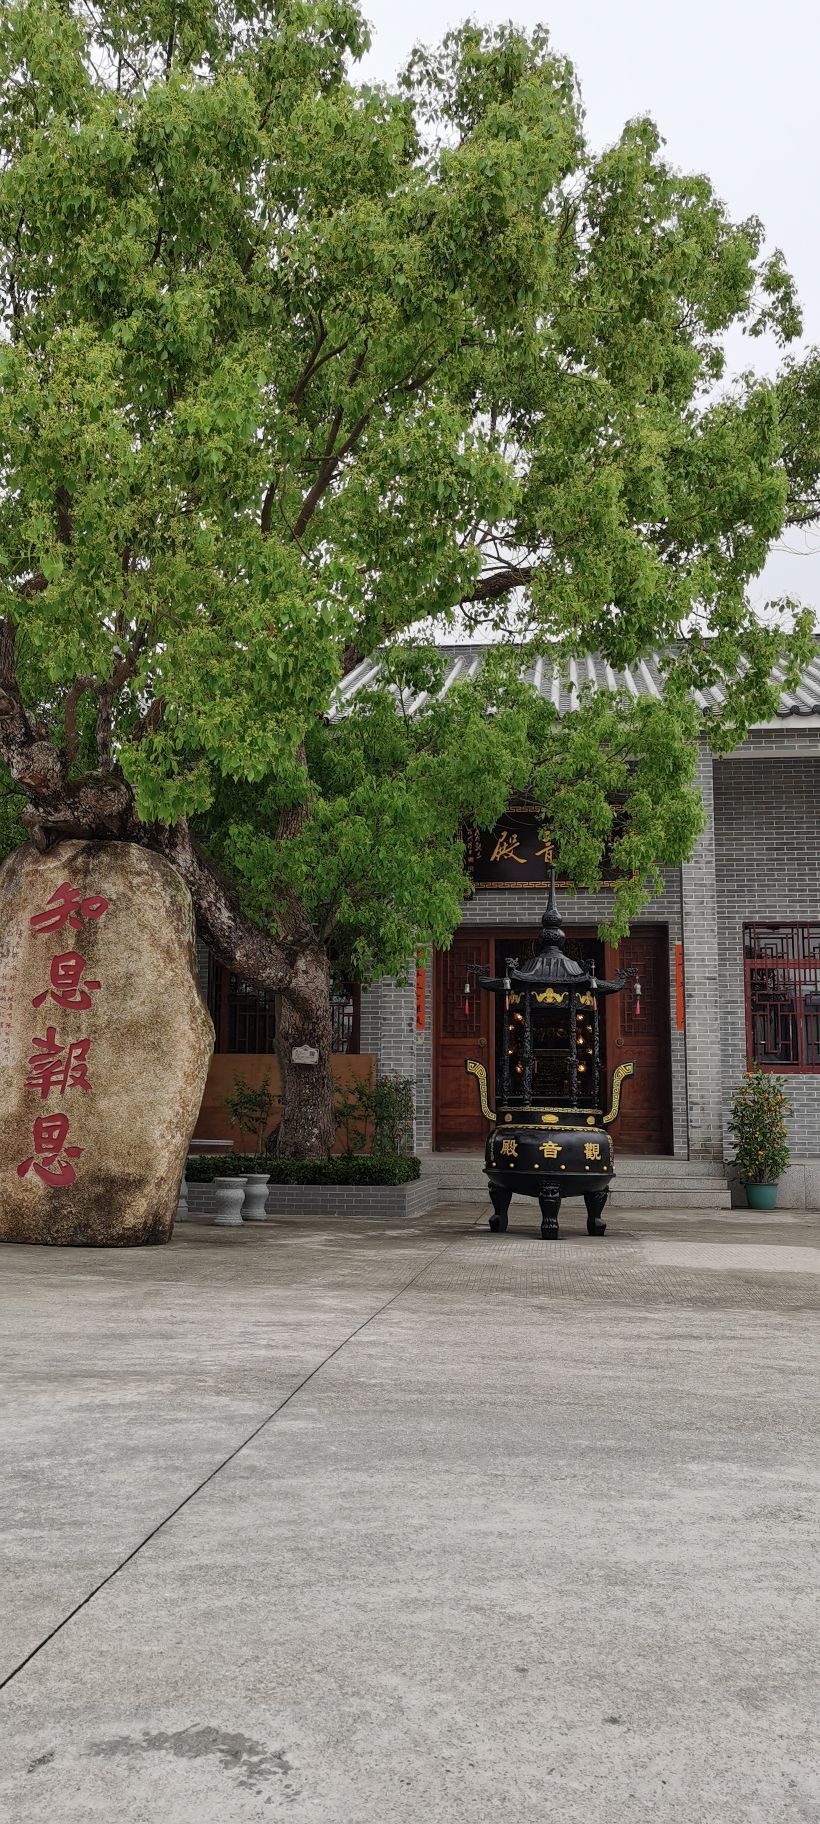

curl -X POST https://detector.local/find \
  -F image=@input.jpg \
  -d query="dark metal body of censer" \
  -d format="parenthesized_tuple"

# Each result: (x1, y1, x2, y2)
(465, 871, 635, 1239)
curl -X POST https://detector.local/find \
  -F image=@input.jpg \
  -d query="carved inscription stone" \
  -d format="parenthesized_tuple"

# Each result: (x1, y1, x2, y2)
(0, 841, 213, 1246)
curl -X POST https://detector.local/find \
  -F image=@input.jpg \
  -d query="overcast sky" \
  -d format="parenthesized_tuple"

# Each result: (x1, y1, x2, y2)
(358, 0, 820, 617)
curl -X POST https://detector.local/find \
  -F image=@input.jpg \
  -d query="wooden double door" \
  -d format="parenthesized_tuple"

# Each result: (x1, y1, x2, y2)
(434, 927, 673, 1155)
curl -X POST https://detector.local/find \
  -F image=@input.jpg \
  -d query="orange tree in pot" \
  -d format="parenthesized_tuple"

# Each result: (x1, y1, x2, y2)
(728, 1069, 792, 1210)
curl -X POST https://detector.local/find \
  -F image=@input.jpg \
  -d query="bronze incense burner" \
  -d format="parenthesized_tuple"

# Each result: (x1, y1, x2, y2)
(466, 873, 635, 1238)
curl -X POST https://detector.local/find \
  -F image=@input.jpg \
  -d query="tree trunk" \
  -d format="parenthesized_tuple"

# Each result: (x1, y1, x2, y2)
(274, 944, 336, 1159)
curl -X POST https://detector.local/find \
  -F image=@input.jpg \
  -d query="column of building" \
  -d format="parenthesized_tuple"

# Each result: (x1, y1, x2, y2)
(681, 745, 724, 1161)
(358, 973, 427, 1154)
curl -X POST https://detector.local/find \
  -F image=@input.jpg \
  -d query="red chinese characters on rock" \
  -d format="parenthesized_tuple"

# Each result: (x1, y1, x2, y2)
(26, 1029, 92, 1100)
(17, 1113, 84, 1187)
(19, 882, 110, 1189)
(29, 884, 110, 935)
(32, 951, 101, 1012)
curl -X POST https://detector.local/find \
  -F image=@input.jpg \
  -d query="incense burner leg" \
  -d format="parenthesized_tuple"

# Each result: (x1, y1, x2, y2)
(539, 1184, 561, 1239)
(488, 1183, 511, 1232)
(585, 1188, 608, 1236)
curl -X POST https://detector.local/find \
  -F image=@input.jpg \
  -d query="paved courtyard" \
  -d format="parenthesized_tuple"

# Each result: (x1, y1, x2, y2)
(2, 1200, 820, 1823)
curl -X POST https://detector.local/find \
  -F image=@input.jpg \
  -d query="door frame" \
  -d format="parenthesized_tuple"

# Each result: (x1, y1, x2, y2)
(432, 935, 493, 1151)
(603, 923, 673, 1154)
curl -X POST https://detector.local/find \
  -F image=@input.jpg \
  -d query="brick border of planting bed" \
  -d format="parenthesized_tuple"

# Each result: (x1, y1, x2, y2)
(181, 1175, 437, 1223)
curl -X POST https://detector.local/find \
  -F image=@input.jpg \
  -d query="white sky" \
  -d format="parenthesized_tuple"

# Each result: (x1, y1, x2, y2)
(358, 0, 820, 617)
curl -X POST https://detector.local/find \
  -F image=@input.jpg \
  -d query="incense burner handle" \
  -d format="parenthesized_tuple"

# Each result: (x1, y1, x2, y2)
(602, 1060, 635, 1127)
(465, 1059, 495, 1123)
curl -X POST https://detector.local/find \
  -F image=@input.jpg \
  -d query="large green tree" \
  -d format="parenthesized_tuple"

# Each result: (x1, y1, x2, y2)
(1, 2, 817, 1152)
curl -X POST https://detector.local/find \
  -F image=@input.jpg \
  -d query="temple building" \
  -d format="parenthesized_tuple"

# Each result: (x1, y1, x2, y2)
(196, 646, 820, 1209)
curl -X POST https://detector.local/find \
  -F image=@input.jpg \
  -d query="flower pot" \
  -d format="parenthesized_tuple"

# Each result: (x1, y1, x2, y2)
(242, 1174, 271, 1222)
(213, 1177, 248, 1226)
(746, 1182, 778, 1211)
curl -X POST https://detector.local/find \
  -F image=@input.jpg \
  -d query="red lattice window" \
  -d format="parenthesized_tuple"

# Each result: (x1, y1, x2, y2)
(439, 942, 486, 1041)
(744, 924, 820, 1073)
(620, 937, 665, 1039)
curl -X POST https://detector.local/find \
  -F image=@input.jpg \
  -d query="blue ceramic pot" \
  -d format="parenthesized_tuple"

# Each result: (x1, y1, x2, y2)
(746, 1182, 778, 1210)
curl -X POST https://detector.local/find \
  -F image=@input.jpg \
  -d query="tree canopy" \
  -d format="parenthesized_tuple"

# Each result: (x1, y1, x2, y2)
(1, 0, 818, 986)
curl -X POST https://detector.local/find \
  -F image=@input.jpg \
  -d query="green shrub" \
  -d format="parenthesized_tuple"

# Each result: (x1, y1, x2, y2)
(185, 1152, 264, 1182)
(335, 1072, 415, 1156)
(223, 1073, 277, 1158)
(728, 1069, 792, 1184)
(186, 1153, 420, 1185)
(265, 1156, 421, 1186)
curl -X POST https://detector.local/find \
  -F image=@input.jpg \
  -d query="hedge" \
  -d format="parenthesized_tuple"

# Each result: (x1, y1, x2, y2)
(185, 1153, 266, 1181)
(186, 1153, 421, 1186)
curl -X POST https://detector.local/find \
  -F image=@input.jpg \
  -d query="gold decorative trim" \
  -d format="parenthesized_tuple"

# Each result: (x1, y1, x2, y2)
(490, 1122, 611, 1133)
(465, 1059, 495, 1122)
(499, 1105, 604, 1117)
(602, 1061, 635, 1126)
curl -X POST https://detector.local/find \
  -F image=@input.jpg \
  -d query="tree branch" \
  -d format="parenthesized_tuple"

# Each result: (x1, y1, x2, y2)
(290, 348, 369, 540)
(63, 676, 96, 767)
(142, 819, 308, 1001)
(461, 564, 534, 604)
(0, 619, 64, 816)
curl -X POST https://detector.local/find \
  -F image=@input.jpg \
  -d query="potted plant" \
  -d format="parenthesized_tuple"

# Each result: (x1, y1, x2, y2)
(728, 1068, 792, 1209)
(223, 1074, 276, 1220)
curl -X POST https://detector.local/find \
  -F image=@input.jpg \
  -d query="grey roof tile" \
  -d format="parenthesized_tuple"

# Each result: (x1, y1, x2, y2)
(334, 645, 820, 721)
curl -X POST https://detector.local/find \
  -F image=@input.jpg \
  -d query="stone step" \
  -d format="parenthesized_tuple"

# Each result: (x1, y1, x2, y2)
(609, 1186, 731, 1210)
(613, 1157, 725, 1178)
(439, 1185, 732, 1211)
(423, 1151, 732, 1211)
(427, 1152, 725, 1180)
(430, 1152, 725, 1181)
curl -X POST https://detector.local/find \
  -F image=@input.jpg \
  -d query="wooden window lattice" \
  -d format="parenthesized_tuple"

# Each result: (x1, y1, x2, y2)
(441, 944, 486, 1040)
(207, 955, 359, 1054)
(744, 923, 820, 1073)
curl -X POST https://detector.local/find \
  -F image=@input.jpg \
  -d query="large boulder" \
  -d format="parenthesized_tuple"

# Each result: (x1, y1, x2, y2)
(0, 840, 213, 1246)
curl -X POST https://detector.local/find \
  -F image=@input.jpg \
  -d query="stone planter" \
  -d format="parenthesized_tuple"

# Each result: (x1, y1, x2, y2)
(263, 1177, 436, 1222)
(213, 1177, 248, 1226)
(242, 1174, 271, 1222)
(746, 1182, 779, 1211)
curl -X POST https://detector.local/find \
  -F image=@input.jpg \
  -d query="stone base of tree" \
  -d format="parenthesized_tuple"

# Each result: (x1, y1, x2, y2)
(181, 1175, 437, 1223)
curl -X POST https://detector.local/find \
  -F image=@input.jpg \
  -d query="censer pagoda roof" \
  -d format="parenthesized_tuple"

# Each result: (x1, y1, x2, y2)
(507, 871, 590, 988)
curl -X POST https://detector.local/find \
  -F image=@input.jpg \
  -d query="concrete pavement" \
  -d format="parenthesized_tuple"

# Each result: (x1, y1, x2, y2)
(2, 1202, 820, 1823)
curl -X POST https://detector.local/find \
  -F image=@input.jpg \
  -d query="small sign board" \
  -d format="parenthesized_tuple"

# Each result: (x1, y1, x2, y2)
(465, 811, 620, 890)
(291, 1044, 319, 1066)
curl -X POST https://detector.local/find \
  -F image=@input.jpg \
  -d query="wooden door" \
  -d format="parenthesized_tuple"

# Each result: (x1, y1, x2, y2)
(434, 937, 492, 1149)
(604, 928, 672, 1154)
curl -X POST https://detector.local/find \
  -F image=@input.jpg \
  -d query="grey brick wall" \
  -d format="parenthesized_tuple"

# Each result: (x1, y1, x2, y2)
(359, 975, 426, 1151)
(415, 948, 433, 1154)
(183, 1178, 436, 1220)
(680, 748, 724, 1160)
(713, 753, 820, 1162)
(195, 936, 210, 1000)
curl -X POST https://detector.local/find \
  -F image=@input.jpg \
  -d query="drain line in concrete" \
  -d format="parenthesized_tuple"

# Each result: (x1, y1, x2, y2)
(0, 1231, 461, 1694)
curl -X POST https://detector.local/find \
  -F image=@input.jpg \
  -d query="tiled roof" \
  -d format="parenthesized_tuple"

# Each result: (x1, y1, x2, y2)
(334, 645, 820, 721)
